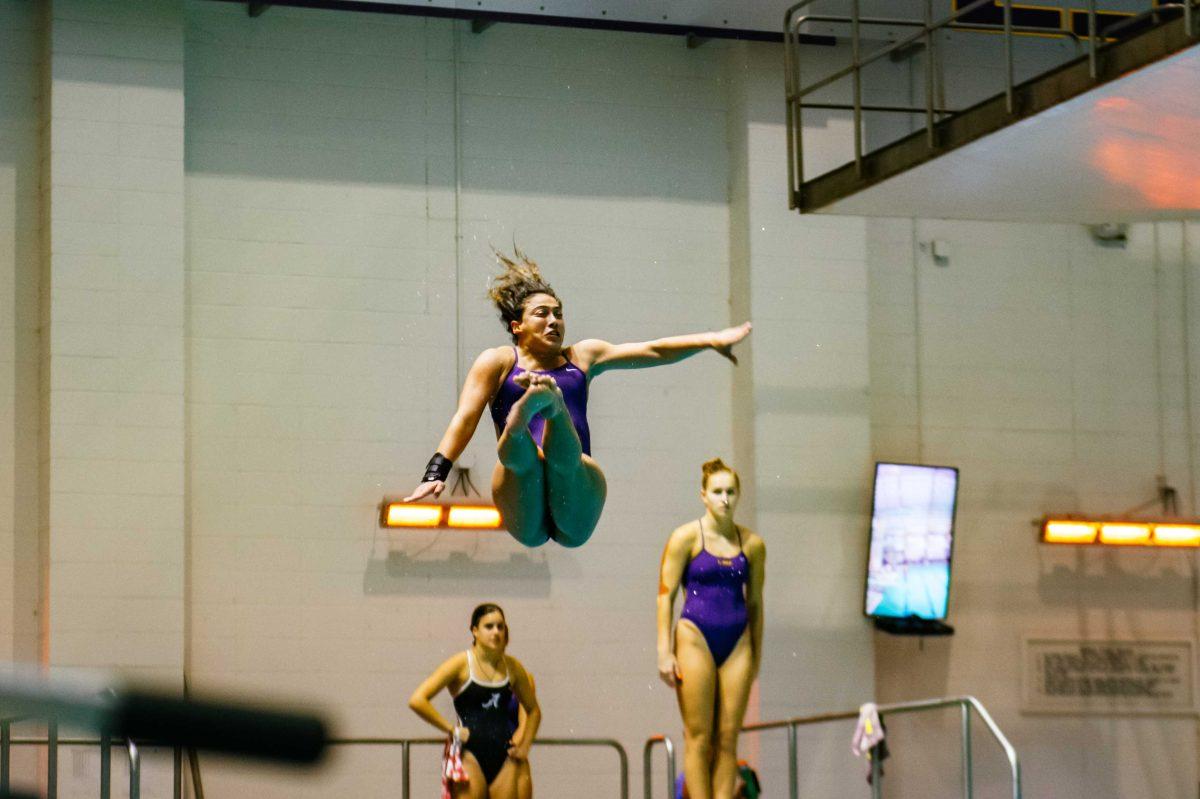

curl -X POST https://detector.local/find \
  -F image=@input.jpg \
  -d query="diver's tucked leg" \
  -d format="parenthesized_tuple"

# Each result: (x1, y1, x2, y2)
(535, 376, 606, 547)
(492, 382, 556, 547)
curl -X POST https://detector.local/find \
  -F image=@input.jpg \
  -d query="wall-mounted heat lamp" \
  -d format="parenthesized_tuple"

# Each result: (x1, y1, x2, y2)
(1041, 518, 1200, 548)
(380, 501, 503, 531)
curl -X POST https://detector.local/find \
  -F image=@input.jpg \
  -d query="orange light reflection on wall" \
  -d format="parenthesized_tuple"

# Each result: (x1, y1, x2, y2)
(1091, 95, 1200, 210)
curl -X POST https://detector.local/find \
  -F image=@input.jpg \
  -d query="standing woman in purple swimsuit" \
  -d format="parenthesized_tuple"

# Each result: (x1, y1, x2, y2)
(405, 250, 751, 548)
(657, 459, 766, 799)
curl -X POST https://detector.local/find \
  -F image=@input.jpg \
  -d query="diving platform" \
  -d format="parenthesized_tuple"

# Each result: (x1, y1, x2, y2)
(785, 1, 1200, 222)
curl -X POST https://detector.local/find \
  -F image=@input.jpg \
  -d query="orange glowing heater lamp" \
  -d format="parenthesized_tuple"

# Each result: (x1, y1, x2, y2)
(1041, 518, 1200, 548)
(380, 502, 503, 531)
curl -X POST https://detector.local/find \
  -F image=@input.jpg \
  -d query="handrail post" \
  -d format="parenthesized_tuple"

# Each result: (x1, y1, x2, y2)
(784, 8, 797, 208)
(100, 733, 111, 799)
(642, 740, 651, 799)
(1, 719, 10, 793)
(1003, 0, 1014, 112)
(787, 722, 798, 799)
(402, 740, 411, 799)
(924, 0, 934, 146)
(665, 738, 675, 799)
(642, 736, 675, 799)
(961, 701, 973, 799)
(128, 740, 140, 799)
(173, 746, 182, 799)
(870, 740, 882, 799)
(48, 719, 58, 799)
(851, 0, 863, 176)
(962, 697, 1021, 799)
(1086, 0, 1097, 78)
(615, 740, 629, 799)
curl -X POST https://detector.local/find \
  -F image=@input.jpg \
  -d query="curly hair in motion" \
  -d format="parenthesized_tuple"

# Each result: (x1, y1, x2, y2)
(701, 458, 741, 491)
(487, 248, 559, 342)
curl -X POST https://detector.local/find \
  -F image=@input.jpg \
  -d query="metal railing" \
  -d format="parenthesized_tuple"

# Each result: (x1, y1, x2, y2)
(783, 0, 1199, 209)
(643, 695, 1020, 799)
(329, 735, 630, 799)
(642, 734, 676, 799)
(0, 726, 627, 798)
(0, 729, 177, 799)
(2, 729, 628, 791)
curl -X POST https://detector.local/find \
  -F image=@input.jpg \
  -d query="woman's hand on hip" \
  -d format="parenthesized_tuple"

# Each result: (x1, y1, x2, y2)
(657, 653, 681, 688)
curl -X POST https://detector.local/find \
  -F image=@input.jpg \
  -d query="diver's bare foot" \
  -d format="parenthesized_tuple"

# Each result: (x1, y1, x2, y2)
(535, 374, 566, 418)
(508, 374, 557, 425)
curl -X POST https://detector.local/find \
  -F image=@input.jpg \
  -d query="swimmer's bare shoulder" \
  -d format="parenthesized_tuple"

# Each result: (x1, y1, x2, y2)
(666, 521, 700, 557)
(463, 347, 514, 391)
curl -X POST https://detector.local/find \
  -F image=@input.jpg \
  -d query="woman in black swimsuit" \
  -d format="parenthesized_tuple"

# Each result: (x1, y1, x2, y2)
(410, 604, 540, 799)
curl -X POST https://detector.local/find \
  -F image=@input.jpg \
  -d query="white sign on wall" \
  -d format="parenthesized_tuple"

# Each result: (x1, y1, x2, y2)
(1022, 638, 1196, 715)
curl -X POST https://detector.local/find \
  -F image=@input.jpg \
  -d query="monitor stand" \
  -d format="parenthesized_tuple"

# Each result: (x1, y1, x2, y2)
(873, 615, 954, 636)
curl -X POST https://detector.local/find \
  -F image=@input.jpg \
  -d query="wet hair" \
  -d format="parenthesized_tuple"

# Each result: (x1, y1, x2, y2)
(701, 458, 741, 491)
(487, 248, 559, 342)
(470, 602, 509, 644)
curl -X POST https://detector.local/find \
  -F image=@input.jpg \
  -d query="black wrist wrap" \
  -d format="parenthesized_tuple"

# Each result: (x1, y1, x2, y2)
(422, 452, 453, 484)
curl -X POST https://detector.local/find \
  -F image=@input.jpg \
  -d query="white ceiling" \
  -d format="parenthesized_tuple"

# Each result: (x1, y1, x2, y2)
(819, 43, 1200, 222)
(321, 1, 1155, 35)
(344, 0, 935, 35)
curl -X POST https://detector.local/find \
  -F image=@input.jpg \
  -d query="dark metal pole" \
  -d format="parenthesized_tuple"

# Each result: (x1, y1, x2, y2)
(1086, 0, 1097, 78)
(128, 740, 140, 799)
(787, 722, 798, 799)
(401, 740, 410, 799)
(99, 734, 111, 799)
(47, 720, 57, 799)
(962, 702, 974, 799)
(924, 0, 934, 146)
(1003, 0, 1014, 112)
(1, 720, 10, 793)
(851, 0, 863, 175)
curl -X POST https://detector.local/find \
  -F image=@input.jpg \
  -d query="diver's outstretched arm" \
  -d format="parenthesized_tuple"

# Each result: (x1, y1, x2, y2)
(574, 322, 751, 377)
(404, 348, 506, 502)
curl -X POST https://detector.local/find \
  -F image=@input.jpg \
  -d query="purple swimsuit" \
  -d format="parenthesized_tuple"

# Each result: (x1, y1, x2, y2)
(489, 347, 592, 455)
(680, 520, 749, 667)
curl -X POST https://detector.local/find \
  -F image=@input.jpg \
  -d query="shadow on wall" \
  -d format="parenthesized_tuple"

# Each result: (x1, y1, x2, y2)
(1037, 547, 1197, 610)
(364, 550, 557, 597)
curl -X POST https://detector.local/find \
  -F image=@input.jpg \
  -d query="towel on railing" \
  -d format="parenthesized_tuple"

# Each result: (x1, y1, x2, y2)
(441, 730, 468, 799)
(851, 702, 889, 784)
(851, 702, 884, 756)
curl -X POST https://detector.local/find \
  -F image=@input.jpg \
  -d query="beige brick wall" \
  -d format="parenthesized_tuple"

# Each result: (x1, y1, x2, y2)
(869, 218, 1200, 799)
(4, 3, 1196, 797)
(0, 0, 42, 668)
(43, 0, 186, 685)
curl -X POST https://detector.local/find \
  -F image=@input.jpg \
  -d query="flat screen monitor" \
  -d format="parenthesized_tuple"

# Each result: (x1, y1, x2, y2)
(865, 462, 958, 621)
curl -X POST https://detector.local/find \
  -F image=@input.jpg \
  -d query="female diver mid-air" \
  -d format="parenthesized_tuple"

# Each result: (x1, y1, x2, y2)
(405, 250, 751, 548)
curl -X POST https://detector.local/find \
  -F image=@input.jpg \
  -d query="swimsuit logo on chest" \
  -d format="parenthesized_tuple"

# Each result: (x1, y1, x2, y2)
(481, 693, 501, 710)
